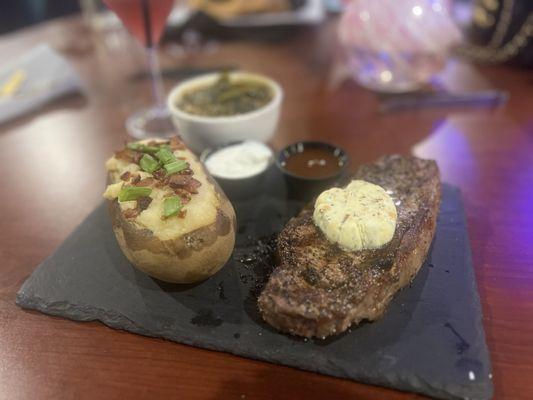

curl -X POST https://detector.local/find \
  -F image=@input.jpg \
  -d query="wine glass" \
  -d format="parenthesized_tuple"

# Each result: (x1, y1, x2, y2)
(103, 0, 176, 138)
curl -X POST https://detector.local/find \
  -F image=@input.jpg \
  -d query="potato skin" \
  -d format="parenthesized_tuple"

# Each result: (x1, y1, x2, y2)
(108, 175, 236, 284)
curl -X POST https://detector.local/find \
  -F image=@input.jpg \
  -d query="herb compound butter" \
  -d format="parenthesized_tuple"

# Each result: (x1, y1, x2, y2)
(313, 180, 397, 251)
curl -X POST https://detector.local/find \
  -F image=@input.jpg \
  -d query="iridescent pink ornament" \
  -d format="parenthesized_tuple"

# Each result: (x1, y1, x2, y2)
(338, 0, 461, 92)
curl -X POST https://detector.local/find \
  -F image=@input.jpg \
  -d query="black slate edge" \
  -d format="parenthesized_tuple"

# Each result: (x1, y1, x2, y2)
(16, 279, 493, 399)
(16, 292, 491, 400)
(448, 190, 494, 399)
(16, 294, 470, 399)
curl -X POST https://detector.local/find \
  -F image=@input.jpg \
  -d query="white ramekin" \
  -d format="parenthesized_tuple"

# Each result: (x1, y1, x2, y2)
(167, 71, 283, 153)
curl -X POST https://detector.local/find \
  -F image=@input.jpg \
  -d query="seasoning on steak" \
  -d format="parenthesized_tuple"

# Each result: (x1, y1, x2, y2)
(258, 155, 441, 339)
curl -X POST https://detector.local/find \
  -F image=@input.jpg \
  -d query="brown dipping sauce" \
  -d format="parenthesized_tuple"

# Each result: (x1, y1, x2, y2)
(282, 147, 344, 179)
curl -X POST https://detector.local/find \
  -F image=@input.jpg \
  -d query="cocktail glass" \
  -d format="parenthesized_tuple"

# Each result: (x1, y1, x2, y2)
(103, 0, 175, 138)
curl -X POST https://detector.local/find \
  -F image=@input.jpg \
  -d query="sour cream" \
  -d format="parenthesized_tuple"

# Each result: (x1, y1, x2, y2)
(205, 141, 273, 179)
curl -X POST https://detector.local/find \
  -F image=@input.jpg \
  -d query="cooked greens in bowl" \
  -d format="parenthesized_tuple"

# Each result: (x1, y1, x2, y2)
(167, 71, 283, 153)
(177, 73, 273, 117)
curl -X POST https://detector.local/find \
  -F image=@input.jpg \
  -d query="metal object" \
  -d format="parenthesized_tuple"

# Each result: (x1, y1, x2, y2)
(130, 65, 237, 81)
(379, 90, 509, 113)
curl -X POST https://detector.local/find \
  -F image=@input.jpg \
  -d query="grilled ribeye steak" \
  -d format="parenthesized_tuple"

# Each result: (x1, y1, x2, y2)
(258, 155, 441, 338)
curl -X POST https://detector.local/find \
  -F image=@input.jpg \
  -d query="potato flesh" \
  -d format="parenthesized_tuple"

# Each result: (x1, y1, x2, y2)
(105, 147, 218, 241)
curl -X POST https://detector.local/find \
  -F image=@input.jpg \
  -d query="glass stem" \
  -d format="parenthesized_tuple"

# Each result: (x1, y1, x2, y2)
(147, 46, 165, 110)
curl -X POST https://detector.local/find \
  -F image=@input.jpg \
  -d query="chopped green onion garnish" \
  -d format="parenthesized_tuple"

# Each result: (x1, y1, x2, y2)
(163, 196, 183, 218)
(127, 143, 160, 154)
(139, 154, 160, 173)
(118, 186, 152, 202)
(164, 159, 188, 175)
(156, 147, 177, 165)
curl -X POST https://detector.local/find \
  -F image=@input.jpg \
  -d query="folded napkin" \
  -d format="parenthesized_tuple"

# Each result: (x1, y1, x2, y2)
(0, 44, 83, 125)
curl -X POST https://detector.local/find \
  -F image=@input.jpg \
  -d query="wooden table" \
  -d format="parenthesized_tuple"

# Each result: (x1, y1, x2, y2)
(1, 15, 532, 400)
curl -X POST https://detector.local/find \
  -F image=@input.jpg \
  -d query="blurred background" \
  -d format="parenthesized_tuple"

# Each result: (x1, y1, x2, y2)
(1, 0, 531, 67)
(0, 0, 531, 134)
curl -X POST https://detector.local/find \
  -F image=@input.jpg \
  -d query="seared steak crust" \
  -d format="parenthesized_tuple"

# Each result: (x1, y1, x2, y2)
(258, 155, 441, 338)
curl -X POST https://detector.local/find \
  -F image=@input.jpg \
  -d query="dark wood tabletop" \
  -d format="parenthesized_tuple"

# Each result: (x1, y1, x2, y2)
(1, 15, 532, 400)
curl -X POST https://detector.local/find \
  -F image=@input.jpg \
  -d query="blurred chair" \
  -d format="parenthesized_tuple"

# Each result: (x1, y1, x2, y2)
(0, 0, 81, 34)
(456, 0, 533, 66)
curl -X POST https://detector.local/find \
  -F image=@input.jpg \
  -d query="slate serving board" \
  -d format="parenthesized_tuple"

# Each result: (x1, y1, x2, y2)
(16, 169, 493, 400)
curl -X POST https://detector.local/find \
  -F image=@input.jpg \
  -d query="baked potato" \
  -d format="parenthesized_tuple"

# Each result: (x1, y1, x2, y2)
(103, 136, 236, 283)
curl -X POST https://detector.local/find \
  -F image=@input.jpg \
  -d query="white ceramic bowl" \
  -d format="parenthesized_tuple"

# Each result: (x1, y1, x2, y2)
(167, 71, 283, 153)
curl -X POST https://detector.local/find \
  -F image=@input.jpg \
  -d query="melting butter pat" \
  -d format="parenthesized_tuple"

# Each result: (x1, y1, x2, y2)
(313, 180, 397, 251)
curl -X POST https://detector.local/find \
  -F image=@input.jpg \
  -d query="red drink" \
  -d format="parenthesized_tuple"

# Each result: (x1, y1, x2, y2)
(104, 0, 174, 47)
(103, 0, 176, 138)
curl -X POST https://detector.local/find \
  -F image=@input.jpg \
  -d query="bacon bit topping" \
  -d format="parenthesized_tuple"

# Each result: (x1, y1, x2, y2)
(137, 196, 152, 211)
(134, 151, 144, 164)
(114, 137, 201, 220)
(168, 174, 192, 188)
(153, 169, 167, 181)
(168, 174, 202, 194)
(123, 208, 140, 219)
(134, 177, 155, 187)
(174, 188, 192, 204)
(169, 136, 186, 150)
(115, 148, 142, 164)
(183, 178, 202, 194)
